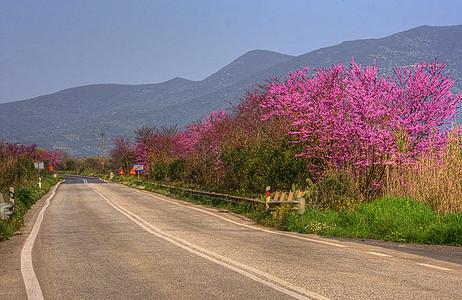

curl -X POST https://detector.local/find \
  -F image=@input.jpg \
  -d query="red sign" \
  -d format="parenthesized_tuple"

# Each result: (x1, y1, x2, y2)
(129, 168, 136, 175)
(119, 169, 125, 175)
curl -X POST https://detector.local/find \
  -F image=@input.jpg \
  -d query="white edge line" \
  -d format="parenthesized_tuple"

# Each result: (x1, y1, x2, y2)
(21, 181, 63, 300)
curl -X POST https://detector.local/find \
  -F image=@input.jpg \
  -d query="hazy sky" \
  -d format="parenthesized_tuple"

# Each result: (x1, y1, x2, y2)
(1, 0, 461, 103)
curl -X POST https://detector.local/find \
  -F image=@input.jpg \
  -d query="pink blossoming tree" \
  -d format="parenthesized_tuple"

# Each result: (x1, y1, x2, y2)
(261, 60, 461, 198)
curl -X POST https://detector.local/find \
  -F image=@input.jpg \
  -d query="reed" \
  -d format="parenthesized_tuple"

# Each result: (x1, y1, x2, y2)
(385, 128, 462, 214)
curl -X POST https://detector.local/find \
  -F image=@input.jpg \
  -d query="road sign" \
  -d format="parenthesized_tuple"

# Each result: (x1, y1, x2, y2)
(34, 162, 44, 170)
(119, 169, 124, 175)
(134, 164, 144, 172)
(129, 168, 136, 175)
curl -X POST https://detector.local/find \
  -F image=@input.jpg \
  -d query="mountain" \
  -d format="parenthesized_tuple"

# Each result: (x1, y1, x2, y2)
(0, 50, 293, 156)
(1, 25, 461, 157)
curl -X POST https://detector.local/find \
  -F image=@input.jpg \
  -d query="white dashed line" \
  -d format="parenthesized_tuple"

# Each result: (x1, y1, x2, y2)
(365, 251, 392, 257)
(132, 187, 348, 248)
(416, 263, 452, 271)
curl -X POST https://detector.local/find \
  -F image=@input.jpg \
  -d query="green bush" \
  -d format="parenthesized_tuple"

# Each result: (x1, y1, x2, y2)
(2, 155, 36, 189)
(65, 159, 77, 171)
(315, 170, 360, 211)
(343, 197, 436, 242)
(15, 186, 37, 209)
(220, 142, 310, 194)
(153, 160, 168, 181)
(423, 213, 462, 245)
(167, 159, 184, 182)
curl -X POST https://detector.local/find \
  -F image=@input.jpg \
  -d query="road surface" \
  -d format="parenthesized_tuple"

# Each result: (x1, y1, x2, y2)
(1, 175, 461, 299)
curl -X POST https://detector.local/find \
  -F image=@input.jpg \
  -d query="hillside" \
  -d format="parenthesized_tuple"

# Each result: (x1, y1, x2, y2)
(1, 25, 461, 157)
(248, 25, 462, 90)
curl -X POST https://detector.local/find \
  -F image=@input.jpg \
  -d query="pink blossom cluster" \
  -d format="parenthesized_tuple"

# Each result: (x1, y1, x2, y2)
(261, 60, 461, 177)
(38, 149, 63, 167)
(179, 110, 230, 158)
(110, 136, 134, 158)
(1, 142, 63, 167)
(3, 143, 39, 158)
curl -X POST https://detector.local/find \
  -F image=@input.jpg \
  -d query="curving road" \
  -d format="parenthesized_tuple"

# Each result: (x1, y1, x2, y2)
(1, 175, 461, 299)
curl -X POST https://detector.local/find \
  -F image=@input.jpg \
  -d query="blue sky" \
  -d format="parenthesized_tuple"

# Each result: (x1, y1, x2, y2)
(1, 0, 461, 103)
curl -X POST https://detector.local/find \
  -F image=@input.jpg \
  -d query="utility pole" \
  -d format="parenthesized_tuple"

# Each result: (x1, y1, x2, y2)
(101, 133, 105, 172)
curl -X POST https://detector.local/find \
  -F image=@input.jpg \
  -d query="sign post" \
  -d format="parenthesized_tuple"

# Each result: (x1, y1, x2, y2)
(34, 162, 44, 170)
(34, 162, 44, 188)
(133, 164, 143, 181)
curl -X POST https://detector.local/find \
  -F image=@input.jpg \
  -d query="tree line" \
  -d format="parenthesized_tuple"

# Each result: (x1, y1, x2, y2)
(110, 59, 462, 213)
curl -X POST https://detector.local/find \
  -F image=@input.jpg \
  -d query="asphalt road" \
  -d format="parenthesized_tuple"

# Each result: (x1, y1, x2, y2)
(1, 175, 461, 299)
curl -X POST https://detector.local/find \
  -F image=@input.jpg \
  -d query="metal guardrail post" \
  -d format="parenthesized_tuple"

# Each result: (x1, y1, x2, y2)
(266, 197, 306, 215)
(0, 203, 14, 220)
(0, 187, 15, 220)
(298, 197, 306, 215)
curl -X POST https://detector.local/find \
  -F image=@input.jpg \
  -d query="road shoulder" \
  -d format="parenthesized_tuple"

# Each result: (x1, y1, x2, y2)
(0, 186, 53, 299)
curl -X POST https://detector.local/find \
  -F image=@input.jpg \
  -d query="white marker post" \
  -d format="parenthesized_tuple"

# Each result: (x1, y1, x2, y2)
(9, 187, 14, 205)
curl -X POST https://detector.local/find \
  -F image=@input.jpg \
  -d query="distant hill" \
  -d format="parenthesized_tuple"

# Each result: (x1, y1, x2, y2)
(1, 25, 461, 157)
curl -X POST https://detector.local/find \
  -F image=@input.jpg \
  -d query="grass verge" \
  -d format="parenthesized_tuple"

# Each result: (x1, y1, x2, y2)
(0, 176, 61, 242)
(279, 197, 462, 246)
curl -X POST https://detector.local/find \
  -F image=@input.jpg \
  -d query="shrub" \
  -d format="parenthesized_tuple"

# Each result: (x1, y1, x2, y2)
(315, 169, 360, 211)
(167, 159, 185, 182)
(423, 213, 462, 245)
(4, 155, 35, 188)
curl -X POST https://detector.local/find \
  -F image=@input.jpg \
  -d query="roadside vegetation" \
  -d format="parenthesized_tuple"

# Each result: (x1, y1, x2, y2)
(0, 141, 61, 241)
(107, 59, 462, 246)
(111, 176, 462, 246)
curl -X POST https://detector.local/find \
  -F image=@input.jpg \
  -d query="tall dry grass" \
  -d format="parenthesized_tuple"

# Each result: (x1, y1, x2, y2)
(385, 128, 462, 214)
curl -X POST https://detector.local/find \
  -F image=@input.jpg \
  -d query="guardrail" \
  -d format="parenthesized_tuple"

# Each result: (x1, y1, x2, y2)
(266, 198, 306, 215)
(265, 189, 306, 215)
(159, 184, 265, 206)
(0, 187, 15, 220)
(156, 184, 306, 215)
